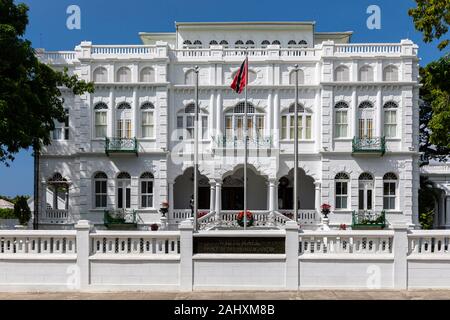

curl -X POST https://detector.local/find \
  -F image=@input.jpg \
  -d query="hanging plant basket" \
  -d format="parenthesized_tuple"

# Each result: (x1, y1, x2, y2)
(236, 211, 254, 227)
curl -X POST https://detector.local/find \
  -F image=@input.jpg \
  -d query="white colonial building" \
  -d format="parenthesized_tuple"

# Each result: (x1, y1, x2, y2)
(35, 21, 420, 230)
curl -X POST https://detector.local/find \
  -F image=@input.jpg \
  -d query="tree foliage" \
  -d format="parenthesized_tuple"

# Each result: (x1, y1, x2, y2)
(419, 54, 450, 164)
(409, 0, 450, 50)
(0, 0, 94, 166)
(13, 195, 30, 225)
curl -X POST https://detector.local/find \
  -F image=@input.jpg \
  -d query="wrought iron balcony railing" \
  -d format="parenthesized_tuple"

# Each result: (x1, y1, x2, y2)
(105, 137, 138, 156)
(352, 210, 386, 229)
(213, 135, 273, 149)
(352, 136, 386, 156)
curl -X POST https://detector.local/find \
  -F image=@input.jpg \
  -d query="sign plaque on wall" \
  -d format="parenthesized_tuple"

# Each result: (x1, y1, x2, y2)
(193, 237, 285, 254)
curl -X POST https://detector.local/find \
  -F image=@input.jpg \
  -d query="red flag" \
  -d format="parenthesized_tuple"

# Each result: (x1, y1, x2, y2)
(230, 57, 248, 94)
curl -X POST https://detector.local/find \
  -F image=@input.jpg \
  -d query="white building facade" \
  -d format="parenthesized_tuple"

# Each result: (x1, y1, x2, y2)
(36, 22, 420, 230)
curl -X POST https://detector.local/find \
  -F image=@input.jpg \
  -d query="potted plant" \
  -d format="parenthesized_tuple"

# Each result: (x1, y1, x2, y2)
(320, 203, 331, 218)
(339, 223, 347, 230)
(159, 201, 169, 217)
(150, 223, 159, 231)
(236, 211, 254, 227)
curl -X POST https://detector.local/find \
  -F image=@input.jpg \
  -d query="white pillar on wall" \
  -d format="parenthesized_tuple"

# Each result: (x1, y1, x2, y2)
(209, 181, 216, 213)
(216, 92, 222, 135)
(376, 88, 382, 137)
(314, 181, 321, 212)
(351, 89, 357, 138)
(268, 179, 276, 213)
(274, 91, 279, 148)
(267, 92, 272, 138)
(109, 89, 115, 137)
(215, 180, 222, 220)
(132, 88, 138, 138)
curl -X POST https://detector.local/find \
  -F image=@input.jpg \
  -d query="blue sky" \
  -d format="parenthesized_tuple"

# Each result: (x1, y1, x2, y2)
(0, 0, 446, 197)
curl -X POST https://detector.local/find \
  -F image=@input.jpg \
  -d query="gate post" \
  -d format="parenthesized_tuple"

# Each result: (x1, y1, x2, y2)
(179, 219, 194, 291)
(285, 220, 299, 290)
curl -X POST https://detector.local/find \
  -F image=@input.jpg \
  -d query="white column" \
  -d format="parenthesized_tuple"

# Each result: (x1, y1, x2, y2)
(274, 91, 279, 148)
(179, 220, 193, 291)
(392, 223, 408, 289)
(215, 180, 222, 220)
(267, 92, 272, 138)
(216, 92, 222, 135)
(376, 88, 382, 137)
(269, 179, 276, 213)
(351, 89, 357, 138)
(168, 181, 174, 218)
(285, 221, 299, 290)
(75, 220, 90, 290)
(209, 181, 216, 213)
(314, 181, 321, 212)
(132, 88, 138, 138)
(109, 89, 115, 137)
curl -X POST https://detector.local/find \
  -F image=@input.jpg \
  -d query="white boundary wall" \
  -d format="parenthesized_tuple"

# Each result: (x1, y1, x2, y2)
(1, 220, 450, 291)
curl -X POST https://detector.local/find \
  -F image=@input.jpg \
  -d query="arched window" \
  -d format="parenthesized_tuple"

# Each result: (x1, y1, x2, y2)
(383, 172, 397, 210)
(185, 69, 195, 85)
(209, 40, 218, 46)
(116, 172, 131, 209)
(272, 40, 281, 45)
(335, 172, 349, 209)
(176, 103, 208, 140)
(141, 102, 155, 138)
(225, 102, 264, 140)
(358, 101, 374, 138)
(289, 69, 305, 85)
(93, 67, 108, 82)
(116, 67, 132, 83)
(281, 103, 312, 140)
(182, 40, 192, 48)
(358, 101, 374, 109)
(140, 172, 154, 208)
(384, 101, 398, 138)
(334, 65, 349, 82)
(193, 40, 202, 48)
(288, 40, 297, 48)
(94, 103, 108, 138)
(219, 40, 228, 48)
(116, 103, 132, 138)
(245, 40, 255, 48)
(140, 67, 155, 83)
(358, 172, 374, 211)
(359, 65, 374, 82)
(93, 172, 107, 208)
(383, 65, 399, 81)
(334, 101, 349, 138)
(261, 40, 270, 48)
(235, 40, 244, 48)
(298, 40, 308, 47)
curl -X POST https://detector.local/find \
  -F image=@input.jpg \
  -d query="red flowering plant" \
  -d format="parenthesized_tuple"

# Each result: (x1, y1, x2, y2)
(320, 203, 332, 218)
(236, 211, 254, 227)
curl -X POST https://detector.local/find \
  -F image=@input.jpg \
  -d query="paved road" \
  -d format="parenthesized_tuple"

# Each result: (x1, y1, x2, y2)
(1, 290, 450, 300)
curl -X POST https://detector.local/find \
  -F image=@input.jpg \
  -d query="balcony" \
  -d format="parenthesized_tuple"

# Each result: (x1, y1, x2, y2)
(104, 209, 138, 230)
(352, 210, 386, 230)
(213, 135, 272, 149)
(352, 136, 386, 156)
(105, 137, 138, 156)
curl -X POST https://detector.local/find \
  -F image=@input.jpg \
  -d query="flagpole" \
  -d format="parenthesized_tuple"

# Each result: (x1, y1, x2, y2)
(293, 64, 299, 223)
(194, 66, 199, 232)
(243, 51, 248, 231)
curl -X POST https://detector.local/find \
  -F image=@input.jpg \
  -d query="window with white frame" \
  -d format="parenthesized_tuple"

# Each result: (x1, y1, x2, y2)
(93, 67, 108, 82)
(225, 102, 264, 140)
(116, 103, 132, 138)
(182, 40, 192, 48)
(383, 172, 397, 210)
(185, 70, 195, 85)
(235, 40, 244, 48)
(359, 65, 374, 82)
(140, 172, 154, 208)
(289, 69, 305, 85)
(383, 65, 399, 81)
(209, 40, 218, 46)
(335, 172, 349, 209)
(298, 40, 308, 47)
(334, 65, 350, 82)
(140, 67, 155, 82)
(272, 40, 281, 45)
(116, 172, 131, 209)
(384, 101, 398, 138)
(94, 103, 108, 138)
(219, 40, 228, 48)
(193, 40, 202, 48)
(261, 40, 270, 48)
(116, 67, 132, 83)
(176, 103, 208, 140)
(141, 102, 154, 138)
(53, 109, 69, 140)
(281, 103, 312, 140)
(94, 172, 107, 208)
(334, 101, 349, 138)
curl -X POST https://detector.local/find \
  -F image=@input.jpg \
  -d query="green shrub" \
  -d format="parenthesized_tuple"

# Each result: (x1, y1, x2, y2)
(0, 208, 15, 219)
(14, 196, 31, 225)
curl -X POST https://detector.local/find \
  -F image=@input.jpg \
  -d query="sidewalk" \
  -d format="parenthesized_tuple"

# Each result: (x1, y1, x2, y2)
(1, 290, 450, 300)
